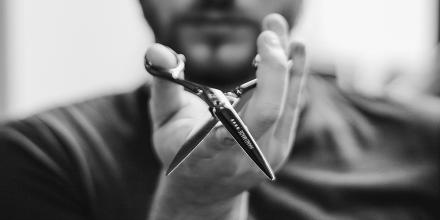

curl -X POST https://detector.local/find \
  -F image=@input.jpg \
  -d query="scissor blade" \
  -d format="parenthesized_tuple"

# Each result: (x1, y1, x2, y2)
(213, 106, 275, 181)
(166, 117, 219, 175)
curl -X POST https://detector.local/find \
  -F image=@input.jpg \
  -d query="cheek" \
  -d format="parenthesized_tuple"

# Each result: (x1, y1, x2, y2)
(151, 0, 193, 26)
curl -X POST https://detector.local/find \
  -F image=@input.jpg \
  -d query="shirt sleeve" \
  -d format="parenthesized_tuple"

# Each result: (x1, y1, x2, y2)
(0, 120, 89, 220)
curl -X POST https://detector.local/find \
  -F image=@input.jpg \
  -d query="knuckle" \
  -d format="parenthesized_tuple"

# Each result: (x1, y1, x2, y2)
(213, 126, 236, 148)
(289, 64, 303, 76)
(271, 58, 288, 72)
(258, 30, 276, 43)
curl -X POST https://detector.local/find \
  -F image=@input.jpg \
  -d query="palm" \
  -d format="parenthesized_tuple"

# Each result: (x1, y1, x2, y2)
(148, 14, 307, 202)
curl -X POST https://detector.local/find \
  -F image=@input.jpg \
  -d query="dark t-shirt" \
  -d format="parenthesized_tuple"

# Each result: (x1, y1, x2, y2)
(0, 75, 439, 220)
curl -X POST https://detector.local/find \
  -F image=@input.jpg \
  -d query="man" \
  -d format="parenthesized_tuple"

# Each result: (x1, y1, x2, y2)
(0, 0, 438, 219)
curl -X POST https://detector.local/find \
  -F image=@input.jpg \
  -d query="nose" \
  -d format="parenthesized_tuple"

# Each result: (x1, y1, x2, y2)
(201, 0, 235, 9)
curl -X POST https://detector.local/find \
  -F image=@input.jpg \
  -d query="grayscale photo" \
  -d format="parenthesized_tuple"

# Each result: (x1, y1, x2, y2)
(0, 0, 439, 219)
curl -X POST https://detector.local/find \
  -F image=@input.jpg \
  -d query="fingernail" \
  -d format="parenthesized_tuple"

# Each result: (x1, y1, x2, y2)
(289, 43, 305, 58)
(268, 21, 285, 37)
(265, 32, 279, 46)
(263, 14, 288, 35)
(146, 43, 179, 69)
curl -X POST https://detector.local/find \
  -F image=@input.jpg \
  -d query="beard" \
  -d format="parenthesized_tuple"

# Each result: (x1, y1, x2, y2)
(184, 55, 256, 90)
(155, 12, 261, 90)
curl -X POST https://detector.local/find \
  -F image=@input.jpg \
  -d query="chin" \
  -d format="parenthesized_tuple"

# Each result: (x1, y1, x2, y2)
(185, 60, 255, 90)
(164, 30, 257, 89)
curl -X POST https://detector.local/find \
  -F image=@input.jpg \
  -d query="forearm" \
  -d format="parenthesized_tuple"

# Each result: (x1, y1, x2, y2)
(148, 174, 249, 220)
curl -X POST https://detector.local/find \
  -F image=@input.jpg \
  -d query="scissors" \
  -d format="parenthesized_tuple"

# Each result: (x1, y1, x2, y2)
(145, 51, 275, 181)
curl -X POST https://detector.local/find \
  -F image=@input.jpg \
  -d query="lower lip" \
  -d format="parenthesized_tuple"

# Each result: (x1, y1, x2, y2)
(199, 24, 233, 35)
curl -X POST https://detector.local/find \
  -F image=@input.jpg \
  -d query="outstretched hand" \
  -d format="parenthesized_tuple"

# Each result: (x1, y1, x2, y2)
(147, 13, 307, 210)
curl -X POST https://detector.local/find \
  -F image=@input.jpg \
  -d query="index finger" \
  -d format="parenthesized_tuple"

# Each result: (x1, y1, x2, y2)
(244, 31, 289, 137)
(262, 13, 290, 54)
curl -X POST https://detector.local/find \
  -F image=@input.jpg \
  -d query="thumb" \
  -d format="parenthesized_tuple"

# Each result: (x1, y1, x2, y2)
(146, 43, 185, 128)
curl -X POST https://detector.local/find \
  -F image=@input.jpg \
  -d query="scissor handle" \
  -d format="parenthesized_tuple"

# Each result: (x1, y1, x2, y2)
(144, 52, 207, 95)
(144, 52, 184, 80)
(231, 79, 257, 97)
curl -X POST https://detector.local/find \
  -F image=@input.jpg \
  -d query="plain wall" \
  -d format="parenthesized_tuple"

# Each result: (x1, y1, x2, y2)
(0, 0, 7, 120)
(4, 0, 154, 119)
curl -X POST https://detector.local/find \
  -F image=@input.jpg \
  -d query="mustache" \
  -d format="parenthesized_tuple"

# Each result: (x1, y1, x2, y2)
(175, 9, 259, 27)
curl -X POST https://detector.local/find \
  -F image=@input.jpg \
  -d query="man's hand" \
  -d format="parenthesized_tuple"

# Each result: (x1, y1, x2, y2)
(148, 14, 307, 220)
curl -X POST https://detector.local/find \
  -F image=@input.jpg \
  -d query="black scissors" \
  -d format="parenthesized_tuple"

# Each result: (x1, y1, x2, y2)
(145, 51, 275, 181)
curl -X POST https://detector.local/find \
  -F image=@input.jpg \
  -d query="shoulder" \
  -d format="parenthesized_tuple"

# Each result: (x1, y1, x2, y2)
(0, 84, 155, 178)
(0, 85, 159, 219)
(2, 84, 151, 141)
(297, 73, 439, 166)
(302, 73, 440, 139)
(249, 74, 439, 219)
(0, 83, 150, 172)
(0, 84, 152, 157)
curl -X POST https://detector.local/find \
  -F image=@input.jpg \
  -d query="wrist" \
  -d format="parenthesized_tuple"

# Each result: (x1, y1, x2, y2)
(149, 172, 249, 220)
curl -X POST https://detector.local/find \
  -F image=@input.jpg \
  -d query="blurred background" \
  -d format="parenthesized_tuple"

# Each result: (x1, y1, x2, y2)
(0, 0, 438, 121)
